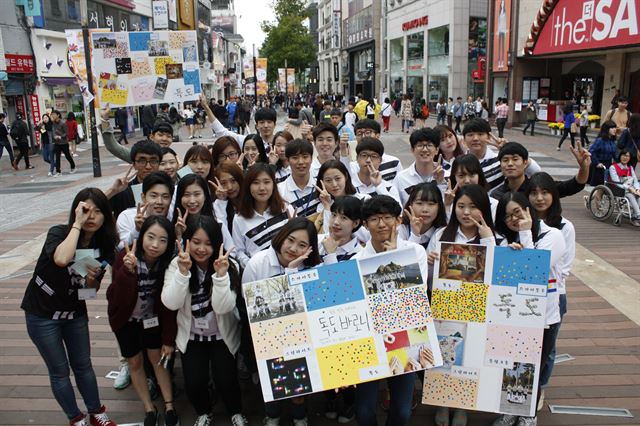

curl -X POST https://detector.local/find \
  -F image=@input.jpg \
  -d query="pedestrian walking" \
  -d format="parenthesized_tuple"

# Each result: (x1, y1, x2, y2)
(447, 97, 454, 128)
(579, 104, 590, 147)
(453, 97, 464, 134)
(115, 107, 129, 145)
(522, 100, 537, 136)
(380, 97, 392, 132)
(436, 97, 447, 125)
(557, 104, 577, 150)
(0, 112, 16, 169)
(51, 110, 76, 175)
(66, 112, 79, 157)
(36, 114, 56, 176)
(495, 98, 509, 138)
(10, 112, 32, 170)
(401, 95, 413, 133)
(141, 105, 156, 139)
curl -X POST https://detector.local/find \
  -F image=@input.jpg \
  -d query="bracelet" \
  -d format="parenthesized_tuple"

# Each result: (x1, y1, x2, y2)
(72, 225, 81, 231)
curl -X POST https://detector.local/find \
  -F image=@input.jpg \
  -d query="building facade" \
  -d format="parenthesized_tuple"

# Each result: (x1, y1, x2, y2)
(487, 0, 640, 125)
(382, 0, 488, 108)
(317, 0, 342, 95)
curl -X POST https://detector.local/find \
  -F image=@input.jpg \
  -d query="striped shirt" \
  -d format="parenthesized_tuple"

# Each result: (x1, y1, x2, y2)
(342, 153, 403, 183)
(130, 261, 157, 320)
(232, 208, 291, 268)
(189, 267, 221, 342)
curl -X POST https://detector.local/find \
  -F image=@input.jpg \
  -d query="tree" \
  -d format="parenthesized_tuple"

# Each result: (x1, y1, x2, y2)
(259, 0, 316, 83)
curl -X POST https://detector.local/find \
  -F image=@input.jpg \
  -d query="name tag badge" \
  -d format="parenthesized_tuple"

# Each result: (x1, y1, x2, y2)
(77, 288, 97, 300)
(143, 317, 159, 329)
(195, 317, 209, 329)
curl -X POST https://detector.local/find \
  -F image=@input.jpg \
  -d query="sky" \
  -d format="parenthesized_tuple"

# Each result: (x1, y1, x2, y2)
(235, 0, 275, 54)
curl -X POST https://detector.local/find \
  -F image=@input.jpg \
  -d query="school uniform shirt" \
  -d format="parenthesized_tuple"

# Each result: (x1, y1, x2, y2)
(476, 148, 541, 193)
(355, 238, 429, 286)
(497, 220, 566, 326)
(310, 158, 323, 181)
(317, 192, 370, 237)
(556, 217, 575, 296)
(161, 257, 240, 354)
(278, 174, 321, 218)
(318, 234, 363, 264)
(343, 153, 403, 183)
(21, 225, 110, 320)
(232, 208, 291, 268)
(242, 246, 291, 283)
(392, 162, 447, 207)
(347, 163, 400, 201)
(397, 223, 437, 250)
(275, 165, 291, 184)
(116, 207, 138, 250)
(189, 267, 222, 342)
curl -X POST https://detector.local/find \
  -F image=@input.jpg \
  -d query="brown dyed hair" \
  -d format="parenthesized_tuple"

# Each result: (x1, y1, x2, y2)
(210, 136, 242, 167)
(237, 163, 286, 218)
(183, 144, 214, 181)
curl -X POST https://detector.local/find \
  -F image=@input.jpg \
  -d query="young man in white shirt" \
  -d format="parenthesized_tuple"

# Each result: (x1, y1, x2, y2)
(341, 137, 399, 200)
(342, 102, 358, 134)
(310, 122, 340, 180)
(354, 195, 428, 426)
(393, 128, 446, 207)
(278, 139, 320, 218)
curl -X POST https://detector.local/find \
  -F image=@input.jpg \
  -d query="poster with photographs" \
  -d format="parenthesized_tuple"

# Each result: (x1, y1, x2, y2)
(244, 250, 442, 402)
(89, 30, 201, 107)
(424, 243, 550, 417)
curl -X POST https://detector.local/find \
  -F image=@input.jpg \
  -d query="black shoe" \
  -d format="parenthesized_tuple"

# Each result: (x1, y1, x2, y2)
(164, 408, 179, 426)
(144, 407, 158, 426)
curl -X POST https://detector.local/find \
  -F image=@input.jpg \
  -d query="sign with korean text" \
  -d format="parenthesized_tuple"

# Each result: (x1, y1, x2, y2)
(244, 248, 443, 402)
(423, 243, 550, 417)
(15, 96, 25, 117)
(29, 95, 41, 146)
(343, 5, 374, 48)
(403, 16, 429, 31)
(5, 54, 35, 73)
(89, 30, 201, 107)
(153, 0, 170, 29)
(532, 0, 640, 55)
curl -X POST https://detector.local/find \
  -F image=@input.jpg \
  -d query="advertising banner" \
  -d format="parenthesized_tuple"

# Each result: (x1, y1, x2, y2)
(256, 57, 268, 96)
(278, 68, 286, 92)
(492, 0, 511, 72)
(286, 68, 295, 94)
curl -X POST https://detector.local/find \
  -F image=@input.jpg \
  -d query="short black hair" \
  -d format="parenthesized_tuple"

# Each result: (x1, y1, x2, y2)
(152, 121, 173, 135)
(617, 96, 629, 103)
(330, 108, 342, 117)
(323, 100, 332, 106)
(130, 139, 162, 163)
(498, 142, 529, 161)
(355, 137, 384, 157)
(354, 119, 381, 134)
(160, 147, 178, 158)
(361, 195, 401, 220)
(142, 171, 174, 195)
(285, 138, 314, 158)
(294, 100, 304, 107)
(312, 122, 339, 142)
(254, 107, 277, 123)
(159, 103, 169, 111)
(462, 118, 491, 136)
(331, 196, 363, 231)
(409, 128, 441, 149)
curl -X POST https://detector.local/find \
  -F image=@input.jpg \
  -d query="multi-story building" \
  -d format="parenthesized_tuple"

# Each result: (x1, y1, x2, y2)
(381, 0, 488, 108)
(486, 0, 640, 126)
(317, 0, 342, 95)
(211, 0, 244, 99)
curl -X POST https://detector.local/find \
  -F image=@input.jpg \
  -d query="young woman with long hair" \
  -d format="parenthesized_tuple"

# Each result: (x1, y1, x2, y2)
(21, 188, 118, 426)
(434, 124, 465, 178)
(399, 182, 447, 250)
(183, 144, 215, 181)
(241, 133, 269, 170)
(212, 162, 244, 233)
(447, 154, 498, 220)
(271, 130, 293, 183)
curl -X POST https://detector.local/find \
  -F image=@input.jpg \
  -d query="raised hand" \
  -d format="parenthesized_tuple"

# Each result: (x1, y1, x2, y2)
(99, 103, 111, 123)
(268, 148, 279, 165)
(516, 206, 533, 231)
(433, 154, 445, 183)
(427, 251, 439, 265)
(236, 152, 245, 168)
(444, 180, 458, 208)
(208, 177, 227, 200)
(74, 201, 94, 227)
(382, 222, 398, 252)
(123, 240, 138, 273)
(288, 246, 313, 269)
(570, 144, 592, 168)
(176, 239, 192, 275)
(339, 133, 350, 157)
(300, 120, 312, 138)
(367, 163, 382, 186)
(315, 181, 332, 210)
(109, 165, 134, 197)
(404, 206, 424, 236)
(213, 244, 234, 277)
(470, 213, 493, 239)
(134, 202, 148, 231)
(489, 132, 507, 149)
(174, 208, 189, 240)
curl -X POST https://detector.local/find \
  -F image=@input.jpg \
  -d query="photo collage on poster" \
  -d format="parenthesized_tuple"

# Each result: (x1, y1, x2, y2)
(423, 242, 550, 417)
(243, 248, 443, 402)
(89, 30, 201, 107)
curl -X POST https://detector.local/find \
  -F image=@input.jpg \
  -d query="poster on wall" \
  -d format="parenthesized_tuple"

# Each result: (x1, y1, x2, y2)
(244, 249, 443, 402)
(492, 0, 511, 72)
(277, 68, 286, 93)
(286, 68, 295, 94)
(256, 58, 268, 96)
(423, 243, 549, 417)
(89, 30, 201, 107)
(65, 29, 103, 106)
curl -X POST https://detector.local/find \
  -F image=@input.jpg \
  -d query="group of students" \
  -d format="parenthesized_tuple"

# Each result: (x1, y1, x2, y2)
(22, 93, 593, 426)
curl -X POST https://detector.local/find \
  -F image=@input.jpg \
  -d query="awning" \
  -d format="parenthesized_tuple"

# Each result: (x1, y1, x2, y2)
(41, 77, 77, 86)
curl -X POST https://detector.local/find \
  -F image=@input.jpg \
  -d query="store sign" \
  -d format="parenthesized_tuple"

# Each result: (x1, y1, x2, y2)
(5, 54, 35, 73)
(533, 0, 640, 55)
(343, 6, 374, 48)
(402, 16, 429, 31)
(30, 95, 41, 146)
(153, 1, 169, 29)
(15, 96, 26, 118)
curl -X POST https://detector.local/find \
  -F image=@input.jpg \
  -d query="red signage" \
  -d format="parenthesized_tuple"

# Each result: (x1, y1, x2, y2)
(30, 95, 41, 146)
(472, 56, 487, 83)
(15, 96, 26, 117)
(402, 16, 429, 31)
(533, 0, 640, 55)
(5, 54, 35, 73)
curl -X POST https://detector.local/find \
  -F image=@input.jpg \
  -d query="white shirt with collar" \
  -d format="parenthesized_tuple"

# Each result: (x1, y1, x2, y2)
(342, 153, 403, 183)
(347, 163, 400, 201)
(241, 246, 301, 283)
(392, 162, 447, 207)
(398, 223, 437, 248)
(232, 207, 292, 269)
(310, 158, 322, 181)
(355, 237, 429, 285)
(318, 234, 363, 264)
(278, 174, 321, 218)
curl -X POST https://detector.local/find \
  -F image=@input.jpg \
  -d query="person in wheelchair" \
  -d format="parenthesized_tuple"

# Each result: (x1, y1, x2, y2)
(609, 149, 640, 227)
(589, 120, 618, 186)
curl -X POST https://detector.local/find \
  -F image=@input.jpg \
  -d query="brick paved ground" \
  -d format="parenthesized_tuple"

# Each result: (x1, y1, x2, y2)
(0, 117, 637, 425)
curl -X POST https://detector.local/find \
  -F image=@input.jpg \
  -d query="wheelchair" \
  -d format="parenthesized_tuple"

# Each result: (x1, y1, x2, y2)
(584, 169, 633, 226)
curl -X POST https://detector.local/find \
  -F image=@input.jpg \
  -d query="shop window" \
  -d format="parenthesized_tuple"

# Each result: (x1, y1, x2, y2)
(390, 37, 404, 98)
(67, 0, 80, 22)
(428, 26, 450, 106)
(407, 32, 424, 61)
(468, 17, 487, 98)
(51, 0, 62, 17)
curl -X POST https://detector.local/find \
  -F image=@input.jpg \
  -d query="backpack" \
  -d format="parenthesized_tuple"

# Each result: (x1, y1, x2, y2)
(438, 103, 447, 115)
(10, 122, 20, 140)
(413, 103, 422, 118)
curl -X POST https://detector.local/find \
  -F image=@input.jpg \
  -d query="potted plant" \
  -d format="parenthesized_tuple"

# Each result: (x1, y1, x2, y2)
(588, 114, 601, 128)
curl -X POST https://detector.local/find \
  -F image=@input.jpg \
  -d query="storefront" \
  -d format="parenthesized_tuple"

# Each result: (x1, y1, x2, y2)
(489, 0, 640, 125)
(343, 4, 376, 100)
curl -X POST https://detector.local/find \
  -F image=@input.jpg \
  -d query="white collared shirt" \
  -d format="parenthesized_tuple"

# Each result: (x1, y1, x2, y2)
(278, 174, 321, 218)
(347, 163, 401, 202)
(232, 208, 291, 268)
(398, 223, 437, 248)
(392, 162, 447, 207)
(318, 234, 363, 264)
(310, 158, 322, 181)
(342, 153, 403, 183)
(241, 246, 287, 283)
(275, 165, 291, 184)
(116, 207, 138, 251)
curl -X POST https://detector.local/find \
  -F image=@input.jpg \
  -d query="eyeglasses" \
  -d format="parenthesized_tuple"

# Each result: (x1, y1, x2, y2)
(366, 215, 396, 225)
(135, 158, 160, 167)
(218, 151, 240, 161)
(505, 209, 523, 221)
(358, 152, 381, 161)
(355, 130, 375, 137)
(414, 142, 436, 151)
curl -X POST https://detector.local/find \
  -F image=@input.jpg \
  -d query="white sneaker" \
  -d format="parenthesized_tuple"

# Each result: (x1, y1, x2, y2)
(53, 172, 61, 177)
(113, 363, 130, 389)
(70, 168, 77, 174)
(73, 153, 79, 157)
(48, 172, 52, 177)
(193, 414, 211, 426)
(263, 417, 280, 426)
(231, 413, 248, 426)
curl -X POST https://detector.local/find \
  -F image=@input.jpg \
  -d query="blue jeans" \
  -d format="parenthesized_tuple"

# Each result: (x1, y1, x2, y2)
(540, 293, 567, 386)
(25, 313, 101, 419)
(355, 373, 415, 426)
(42, 143, 56, 173)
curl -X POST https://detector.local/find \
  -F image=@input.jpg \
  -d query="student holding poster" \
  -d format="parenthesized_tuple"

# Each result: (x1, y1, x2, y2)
(353, 195, 430, 426)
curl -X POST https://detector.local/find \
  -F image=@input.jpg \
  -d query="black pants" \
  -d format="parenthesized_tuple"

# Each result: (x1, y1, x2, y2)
(55, 144, 76, 173)
(181, 339, 242, 416)
(523, 119, 536, 135)
(117, 126, 129, 145)
(496, 118, 507, 138)
(0, 138, 15, 163)
(557, 128, 576, 149)
(454, 116, 462, 133)
(447, 114, 453, 128)
(536, 322, 560, 407)
(579, 126, 590, 147)
(14, 142, 30, 167)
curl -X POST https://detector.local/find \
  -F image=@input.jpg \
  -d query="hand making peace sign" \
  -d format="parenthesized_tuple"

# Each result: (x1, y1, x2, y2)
(213, 244, 234, 277)
(123, 240, 137, 274)
(176, 239, 192, 275)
